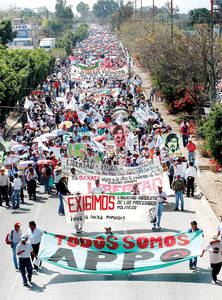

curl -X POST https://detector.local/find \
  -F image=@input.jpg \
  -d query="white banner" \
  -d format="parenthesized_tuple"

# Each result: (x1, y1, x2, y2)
(63, 194, 157, 224)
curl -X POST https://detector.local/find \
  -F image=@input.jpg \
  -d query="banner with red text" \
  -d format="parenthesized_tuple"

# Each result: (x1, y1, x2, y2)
(63, 194, 157, 224)
(38, 231, 203, 274)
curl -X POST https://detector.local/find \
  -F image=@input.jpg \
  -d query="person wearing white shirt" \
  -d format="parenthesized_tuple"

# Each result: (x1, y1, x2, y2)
(200, 236, 222, 284)
(217, 216, 222, 242)
(26, 221, 44, 269)
(174, 159, 185, 179)
(92, 179, 105, 194)
(185, 162, 197, 197)
(16, 236, 36, 286)
(11, 173, 22, 209)
(9, 222, 22, 269)
(152, 186, 167, 230)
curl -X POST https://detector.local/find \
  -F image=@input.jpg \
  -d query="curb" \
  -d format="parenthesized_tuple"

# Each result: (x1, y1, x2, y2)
(133, 65, 219, 230)
(197, 185, 219, 229)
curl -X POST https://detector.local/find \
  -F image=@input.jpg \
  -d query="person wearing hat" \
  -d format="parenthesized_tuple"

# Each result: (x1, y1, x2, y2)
(8, 222, 22, 269)
(0, 167, 10, 207)
(200, 235, 222, 284)
(104, 226, 113, 235)
(152, 186, 167, 230)
(16, 235, 36, 286)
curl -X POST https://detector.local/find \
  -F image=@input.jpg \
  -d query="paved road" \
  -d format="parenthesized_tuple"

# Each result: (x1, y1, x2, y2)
(1, 185, 221, 300)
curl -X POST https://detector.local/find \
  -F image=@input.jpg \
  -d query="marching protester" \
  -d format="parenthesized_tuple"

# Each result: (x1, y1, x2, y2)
(172, 175, 185, 211)
(92, 179, 105, 194)
(200, 236, 222, 284)
(16, 236, 36, 286)
(57, 175, 70, 216)
(217, 215, 222, 242)
(187, 139, 196, 163)
(0, 167, 10, 207)
(185, 162, 197, 197)
(187, 221, 201, 270)
(11, 173, 22, 209)
(26, 221, 44, 270)
(152, 185, 167, 230)
(8, 222, 22, 269)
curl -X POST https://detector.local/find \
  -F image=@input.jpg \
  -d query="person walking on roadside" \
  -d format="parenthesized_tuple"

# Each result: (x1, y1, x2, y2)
(11, 173, 22, 209)
(217, 215, 222, 242)
(200, 236, 222, 284)
(57, 175, 70, 216)
(0, 167, 10, 207)
(185, 162, 197, 197)
(152, 185, 167, 230)
(26, 221, 44, 270)
(187, 221, 201, 270)
(187, 139, 196, 163)
(8, 222, 22, 269)
(172, 175, 185, 211)
(181, 121, 190, 147)
(16, 236, 36, 286)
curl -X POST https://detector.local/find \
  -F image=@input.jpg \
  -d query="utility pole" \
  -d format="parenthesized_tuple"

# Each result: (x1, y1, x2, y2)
(210, 0, 214, 107)
(171, 0, 173, 44)
(141, 0, 142, 17)
(135, 0, 137, 17)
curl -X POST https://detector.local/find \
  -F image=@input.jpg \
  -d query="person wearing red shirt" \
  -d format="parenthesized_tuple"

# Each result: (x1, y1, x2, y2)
(187, 139, 196, 163)
(181, 121, 190, 147)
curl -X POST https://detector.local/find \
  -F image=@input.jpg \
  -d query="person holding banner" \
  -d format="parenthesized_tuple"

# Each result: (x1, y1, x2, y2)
(131, 183, 140, 195)
(92, 179, 105, 194)
(74, 192, 85, 234)
(152, 186, 167, 230)
(187, 221, 201, 270)
(57, 175, 70, 216)
(200, 236, 222, 284)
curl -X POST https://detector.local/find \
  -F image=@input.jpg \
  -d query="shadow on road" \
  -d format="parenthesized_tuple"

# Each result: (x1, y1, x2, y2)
(42, 269, 212, 286)
(74, 228, 181, 237)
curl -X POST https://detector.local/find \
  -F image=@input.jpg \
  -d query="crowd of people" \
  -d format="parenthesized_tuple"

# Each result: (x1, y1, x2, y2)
(2, 25, 222, 286)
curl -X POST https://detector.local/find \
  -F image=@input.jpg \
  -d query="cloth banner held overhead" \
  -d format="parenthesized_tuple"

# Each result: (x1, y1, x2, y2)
(61, 158, 162, 176)
(38, 231, 203, 274)
(68, 172, 171, 195)
(63, 194, 157, 224)
(162, 133, 182, 155)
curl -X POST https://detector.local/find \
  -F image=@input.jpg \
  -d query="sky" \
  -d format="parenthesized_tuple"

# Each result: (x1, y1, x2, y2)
(0, 0, 212, 14)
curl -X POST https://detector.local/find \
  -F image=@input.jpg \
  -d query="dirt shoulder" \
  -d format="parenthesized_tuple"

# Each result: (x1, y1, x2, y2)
(133, 64, 222, 218)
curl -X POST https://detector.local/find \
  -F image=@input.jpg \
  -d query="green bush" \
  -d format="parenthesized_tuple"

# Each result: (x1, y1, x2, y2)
(203, 104, 222, 164)
(0, 48, 55, 123)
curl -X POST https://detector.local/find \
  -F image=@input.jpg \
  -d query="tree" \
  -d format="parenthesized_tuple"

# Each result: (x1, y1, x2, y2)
(93, 0, 119, 21)
(77, 2, 90, 19)
(55, 0, 74, 20)
(42, 19, 64, 37)
(110, 1, 133, 31)
(0, 20, 17, 46)
(188, 8, 211, 26)
(203, 104, 222, 164)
